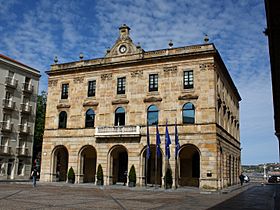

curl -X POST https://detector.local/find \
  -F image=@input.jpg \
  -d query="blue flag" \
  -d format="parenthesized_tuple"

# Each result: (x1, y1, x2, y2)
(156, 124, 161, 157)
(165, 121, 171, 159)
(146, 122, 151, 159)
(175, 121, 180, 159)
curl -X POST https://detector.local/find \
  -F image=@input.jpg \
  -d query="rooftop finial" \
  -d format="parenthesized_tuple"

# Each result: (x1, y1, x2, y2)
(54, 56, 58, 64)
(79, 52, 84, 60)
(169, 40, 173, 48)
(204, 34, 209, 43)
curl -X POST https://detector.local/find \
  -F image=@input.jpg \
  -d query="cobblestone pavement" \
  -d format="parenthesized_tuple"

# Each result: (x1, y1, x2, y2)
(0, 182, 276, 210)
(208, 183, 280, 210)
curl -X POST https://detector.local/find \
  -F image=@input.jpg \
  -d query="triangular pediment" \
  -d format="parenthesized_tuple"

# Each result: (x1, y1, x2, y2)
(105, 24, 143, 58)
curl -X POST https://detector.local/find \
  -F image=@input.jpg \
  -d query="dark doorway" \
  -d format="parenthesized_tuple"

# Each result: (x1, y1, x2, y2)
(81, 146, 96, 183)
(110, 145, 128, 184)
(144, 145, 162, 186)
(54, 146, 68, 181)
(179, 144, 200, 187)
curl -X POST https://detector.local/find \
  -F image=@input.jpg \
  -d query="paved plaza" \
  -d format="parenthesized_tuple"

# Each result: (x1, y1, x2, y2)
(0, 182, 279, 210)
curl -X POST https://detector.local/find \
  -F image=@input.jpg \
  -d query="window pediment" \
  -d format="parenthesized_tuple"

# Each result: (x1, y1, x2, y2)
(178, 94, 198, 100)
(143, 96, 162, 103)
(83, 101, 99, 107)
(57, 104, 71, 109)
(112, 99, 129, 105)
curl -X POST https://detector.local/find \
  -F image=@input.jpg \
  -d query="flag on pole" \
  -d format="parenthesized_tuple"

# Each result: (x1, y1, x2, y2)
(165, 121, 171, 159)
(146, 122, 151, 159)
(156, 124, 161, 157)
(175, 121, 180, 159)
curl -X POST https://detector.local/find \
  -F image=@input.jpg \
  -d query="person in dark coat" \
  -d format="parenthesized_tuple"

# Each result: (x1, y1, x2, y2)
(31, 167, 39, 187)
(239, 173, 245, 186)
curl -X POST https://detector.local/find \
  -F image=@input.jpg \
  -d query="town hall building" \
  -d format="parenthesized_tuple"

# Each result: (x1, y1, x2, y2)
(40, 25, 241, 190)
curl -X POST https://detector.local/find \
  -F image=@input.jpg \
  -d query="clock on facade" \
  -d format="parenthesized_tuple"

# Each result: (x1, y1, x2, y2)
(119, 45, 127, 54)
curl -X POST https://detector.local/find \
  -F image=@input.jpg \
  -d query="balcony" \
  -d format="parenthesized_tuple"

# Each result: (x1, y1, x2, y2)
(16, 147, 29, 156)
(18, 124, 31, 135)
(2, 99, 16, 110)
(22, 83, 34, 94)
(0, 121, 13, 132)
(0, 145, 12, 155)
(95, 126, 140, 138)
(20, 103, 32, 114)
(5, 77, 18, 88)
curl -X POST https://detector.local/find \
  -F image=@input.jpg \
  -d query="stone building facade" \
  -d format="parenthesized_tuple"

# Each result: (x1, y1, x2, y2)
(41, 25, 241, 190)
(0, 54, 40, 180)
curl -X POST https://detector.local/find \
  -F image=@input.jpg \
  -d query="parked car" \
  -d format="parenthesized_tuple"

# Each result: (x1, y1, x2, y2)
(244, 175, 250, 183)
(268, 175, 280, 183)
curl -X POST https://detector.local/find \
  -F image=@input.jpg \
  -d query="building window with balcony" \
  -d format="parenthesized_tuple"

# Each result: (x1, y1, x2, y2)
(61, 84, 69, 99)
(4, 92, 13, 109)
(182, 102, 195, 124)
(58, 111, 67, 128)
(17, 160, 24, 176)
(85, 109, 95, 128)
(149, 74, 158, 92)
(88, 80, 96, 97)
(117, 77, 126, 94)
(147, 105, 159, 125)
(0, 161, 5, 175)
(115, 107, 125, 126)
(184, 70, 193, 89)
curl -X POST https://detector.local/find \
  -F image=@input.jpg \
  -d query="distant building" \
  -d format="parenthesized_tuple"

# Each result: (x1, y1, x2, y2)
(0, 54, 40, 180)
(264, 0, 280, 162)
(41, 25, 241, 189)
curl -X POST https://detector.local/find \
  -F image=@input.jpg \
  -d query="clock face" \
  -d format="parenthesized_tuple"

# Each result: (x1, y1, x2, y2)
(119, 45, 127, 53)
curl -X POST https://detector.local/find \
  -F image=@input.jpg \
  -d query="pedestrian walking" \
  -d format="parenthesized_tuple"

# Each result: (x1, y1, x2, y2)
(31, 167, 39, 187)
(239, 173, 245, 186)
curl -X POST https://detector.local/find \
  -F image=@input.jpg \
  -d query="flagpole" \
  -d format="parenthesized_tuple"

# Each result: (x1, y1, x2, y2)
(175, 118, 179, 189)
(175, 153, 178, 189)
(155, 144, 157, 189)
(146, 149, 148, 187)
(146, 123, 149, 187)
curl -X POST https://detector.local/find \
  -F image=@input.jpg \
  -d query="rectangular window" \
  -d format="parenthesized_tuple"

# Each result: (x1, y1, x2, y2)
(117, 77, 126, 94)
(61, 83, 69, 99)
(88, 80, 96, 97)
(149, 74, 158, 92)
(184, 70, 193, 89)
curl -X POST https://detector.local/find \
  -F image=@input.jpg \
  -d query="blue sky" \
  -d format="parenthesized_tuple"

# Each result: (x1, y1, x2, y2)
(0, 0, 277, 165)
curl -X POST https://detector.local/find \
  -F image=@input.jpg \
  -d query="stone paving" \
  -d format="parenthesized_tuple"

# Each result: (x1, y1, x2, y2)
(0, 182, 276, 210)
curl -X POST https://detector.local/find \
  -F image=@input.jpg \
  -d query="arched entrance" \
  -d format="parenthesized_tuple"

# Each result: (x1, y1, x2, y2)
(109, 145, 128, 184)
(52, 145, 68, 182)
(179, 144, 200, 187)
(143, 145, 162, 186)
(80, 145, 97, 183)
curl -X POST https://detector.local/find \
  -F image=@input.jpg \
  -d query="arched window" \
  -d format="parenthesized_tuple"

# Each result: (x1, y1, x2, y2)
(58, 111, 67, 128)
(182, 103, 195, 124)
(147, 105, 159, 125)
(85, 109, 95, 128)
(115, 107, 125, 126)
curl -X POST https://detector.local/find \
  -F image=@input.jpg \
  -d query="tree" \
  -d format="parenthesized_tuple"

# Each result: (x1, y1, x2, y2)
(32, 91, 47, 167)
(96, 164, 104, 185)
(67, 167, 75, 183)
(128, 165, 136, 187)
(165, 168, 173, 189)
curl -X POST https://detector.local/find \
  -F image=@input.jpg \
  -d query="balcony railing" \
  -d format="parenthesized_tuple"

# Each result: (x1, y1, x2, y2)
(0, 121, 13, 132)
(5, 77, 18, 88)
(0, 145, 12, 155)
(16, 147, 29, 156)
(20, 103, 32, 114)
(22, 83, 34, 93)
(2, 99, 16, 110)
(95, 126, 140, 138)
(18, 124, 31, 134)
